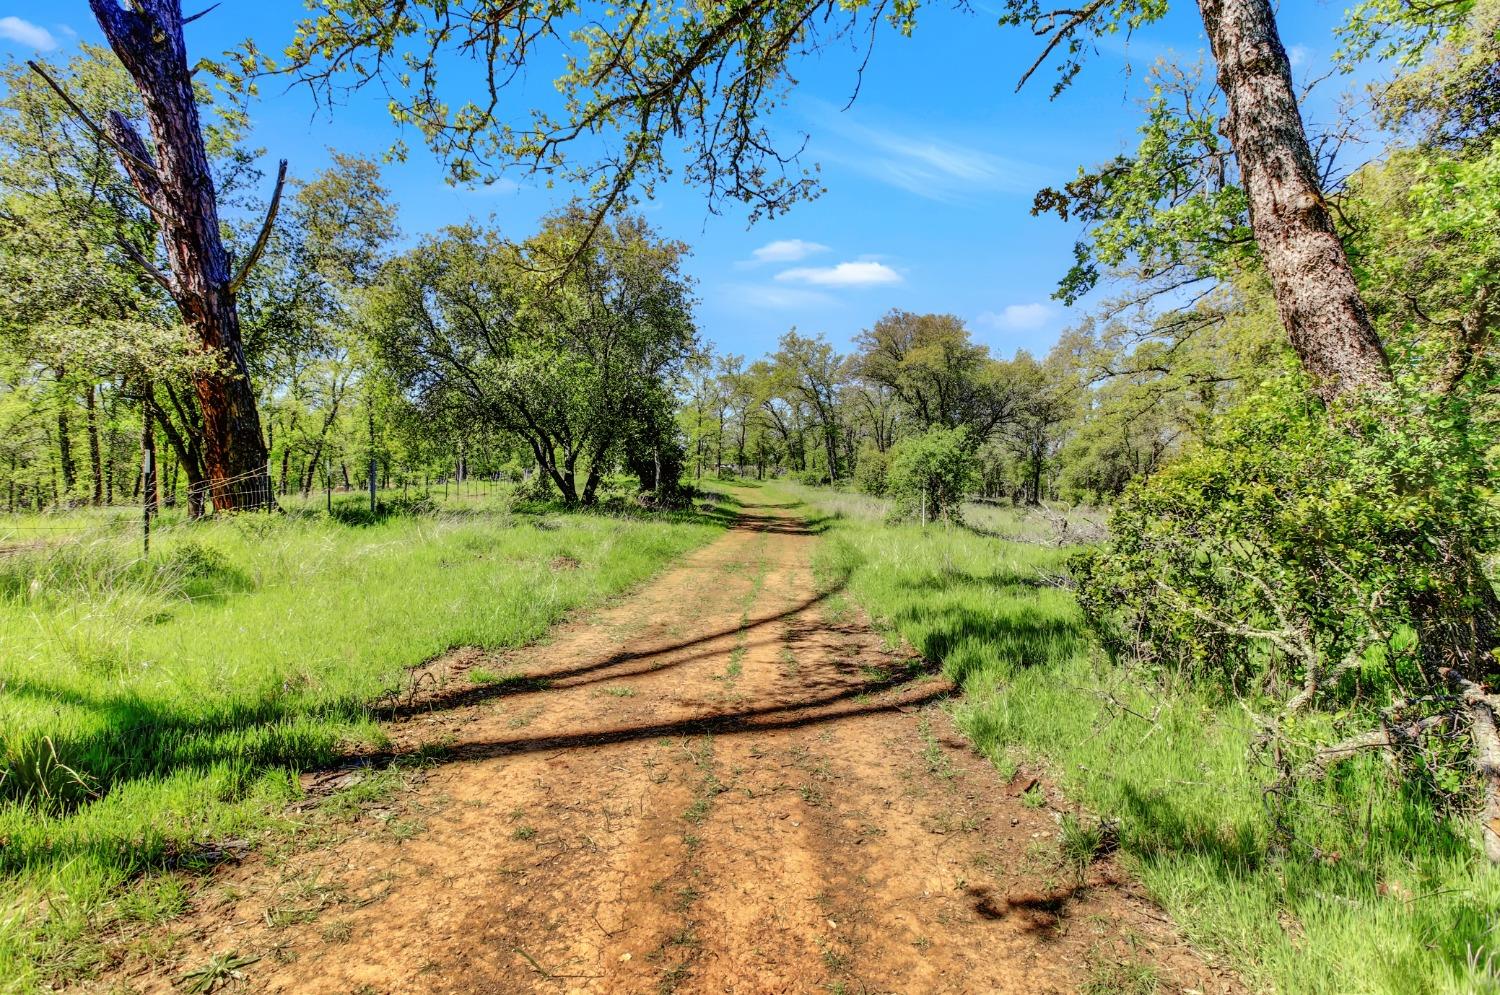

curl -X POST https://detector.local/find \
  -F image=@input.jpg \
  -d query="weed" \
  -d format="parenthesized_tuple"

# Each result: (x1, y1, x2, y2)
(1080, 955, 1159, 995)
(917, 712, 957, 780)
(1058, 813, 1106, 875)
(178, 951, 260, 993)
(386, 818, 424, 841)
(321, 919, 354, 944)
(799, 784, 828, 807)
(113, 875, 190, 925)
(512, 825, 537, 841)
(507, 705, 544, 729)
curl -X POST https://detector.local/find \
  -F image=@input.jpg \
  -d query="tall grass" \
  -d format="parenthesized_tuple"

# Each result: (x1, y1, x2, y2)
(0, 489, 726, 992)
(782, 480, 1500, 995)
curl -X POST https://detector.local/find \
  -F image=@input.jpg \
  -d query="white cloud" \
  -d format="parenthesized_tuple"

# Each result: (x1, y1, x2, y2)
(750, 239, 828, 264)
(775, 261, 902, 288)
(977, 303, 1054, 332)
(1288, 44, 1311, 68)
(0, 17, 58, 51)
(722, 282, 838, 311)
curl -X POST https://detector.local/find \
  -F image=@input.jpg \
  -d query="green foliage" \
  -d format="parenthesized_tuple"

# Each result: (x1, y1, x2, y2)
(854, 310, 1014, 435)
(368, 208, 697, 505)
(1074, 378, 1495, 698)
(852, 443, 890, 496)
(884, 426, 979, 524)
(1031, 60, 1249, 304)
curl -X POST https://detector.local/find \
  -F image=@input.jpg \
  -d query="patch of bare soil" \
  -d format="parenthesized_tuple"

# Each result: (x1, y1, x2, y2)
(88, 498, 1241, 994)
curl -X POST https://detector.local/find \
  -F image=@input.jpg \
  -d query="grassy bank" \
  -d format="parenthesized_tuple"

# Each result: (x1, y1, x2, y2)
(0, 489, 729, 991)
(781, 480, 1500, 995)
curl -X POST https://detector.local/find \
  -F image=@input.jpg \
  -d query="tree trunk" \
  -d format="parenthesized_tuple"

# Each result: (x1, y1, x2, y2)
(85, 385, 103, 505)
(89, 0, 274, 511)
(55, 367, 76, 498)
(1197, 0, 1391, 403)
(147, 387, 208, 519)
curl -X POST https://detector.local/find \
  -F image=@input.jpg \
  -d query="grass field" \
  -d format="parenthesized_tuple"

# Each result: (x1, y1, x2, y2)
(0, 487, 730, 991)
(780, 480, 1500, 995)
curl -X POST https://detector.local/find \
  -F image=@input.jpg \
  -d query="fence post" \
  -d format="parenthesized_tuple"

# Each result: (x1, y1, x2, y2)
(921, 485, 927, 528)
(326, 459, 333, 514)
(368, 457, 377, 514)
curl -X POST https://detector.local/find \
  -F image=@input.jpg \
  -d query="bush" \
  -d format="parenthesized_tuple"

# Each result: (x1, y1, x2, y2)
(853, 443, 890, 496)
(794, 468, 829, 487)
(1073, 375, 1498, 807)
(885, 426, 979, 524)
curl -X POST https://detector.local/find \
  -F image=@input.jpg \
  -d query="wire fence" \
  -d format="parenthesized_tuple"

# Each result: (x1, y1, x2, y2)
(0, 457, 522, 560)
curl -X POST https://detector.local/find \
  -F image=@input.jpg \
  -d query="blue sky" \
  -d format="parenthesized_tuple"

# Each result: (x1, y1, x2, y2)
(2, 2, 1366, 361)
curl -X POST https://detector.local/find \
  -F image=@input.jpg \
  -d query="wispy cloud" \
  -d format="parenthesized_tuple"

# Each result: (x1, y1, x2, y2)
(1287, 44, 1311, 68)
(750, 238, 828, 264)
(775, 261, 902, 288)
(977, 303, 1054, 332)
(0, 17, 59, 51)
(809, 104, 1046, 202)
(722, 282, 838, 311)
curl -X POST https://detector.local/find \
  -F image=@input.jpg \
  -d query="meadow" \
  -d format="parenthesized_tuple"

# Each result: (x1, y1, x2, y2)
(0, 487, 728, 991)
(780, 480, 1500, 995)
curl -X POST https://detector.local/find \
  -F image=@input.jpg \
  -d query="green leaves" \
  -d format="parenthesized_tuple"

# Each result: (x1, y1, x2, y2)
(885, 425, 980, 523)
(1077, 373, 1498, 709)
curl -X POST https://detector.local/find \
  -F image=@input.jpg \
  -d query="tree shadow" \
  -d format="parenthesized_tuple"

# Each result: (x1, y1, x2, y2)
(902, 607, 1085, 686)
(904, 565, 1059, 593)
(382, 583, 845, 718)
(359, 658, 950, 772)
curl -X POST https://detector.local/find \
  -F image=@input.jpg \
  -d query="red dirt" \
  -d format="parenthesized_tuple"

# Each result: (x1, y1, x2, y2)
(89, 496, 1241, 994)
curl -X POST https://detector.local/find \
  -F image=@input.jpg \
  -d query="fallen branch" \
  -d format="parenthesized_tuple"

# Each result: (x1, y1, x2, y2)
(1303, 716, 1449, 775)
(1445, 670, 1500, 864)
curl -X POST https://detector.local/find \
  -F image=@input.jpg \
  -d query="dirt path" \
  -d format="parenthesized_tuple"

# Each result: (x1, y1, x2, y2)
(99, 495, 1238, 995)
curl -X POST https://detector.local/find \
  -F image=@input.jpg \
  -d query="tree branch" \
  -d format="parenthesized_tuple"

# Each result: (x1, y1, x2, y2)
(229, 158, 288, 293)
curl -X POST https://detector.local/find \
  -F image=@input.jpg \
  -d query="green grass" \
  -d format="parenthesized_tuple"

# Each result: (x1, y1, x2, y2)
(780, 480, 1500, 995)
(0, 488, 729, 993)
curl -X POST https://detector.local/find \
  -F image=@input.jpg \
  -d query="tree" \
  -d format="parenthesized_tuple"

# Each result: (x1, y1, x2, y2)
(770, 331, 846, 483)
(885, 426, 980, 525)
(368, 210, 697, 505)
(854, 311, 1014, 437)
(68, 0, 285, 510)
(998, 352, 1075, 505)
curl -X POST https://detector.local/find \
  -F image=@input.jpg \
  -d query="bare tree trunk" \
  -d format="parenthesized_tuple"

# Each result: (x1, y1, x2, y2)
(89, 0, 275, 511)
(1197, 0, 1391, 403)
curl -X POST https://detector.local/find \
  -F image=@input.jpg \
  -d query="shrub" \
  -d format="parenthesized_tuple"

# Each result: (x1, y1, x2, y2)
(1073, 375, 1498, 809)
(794, 468, 829, 487)
(885, 427, 979, 524)
(852, 443, 890, 496)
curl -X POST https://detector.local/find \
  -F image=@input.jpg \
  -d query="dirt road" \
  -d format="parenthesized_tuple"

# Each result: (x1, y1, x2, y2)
(102, 494, 1237, 994)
